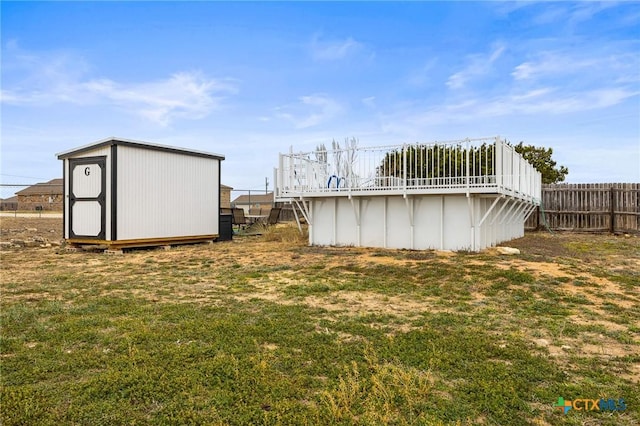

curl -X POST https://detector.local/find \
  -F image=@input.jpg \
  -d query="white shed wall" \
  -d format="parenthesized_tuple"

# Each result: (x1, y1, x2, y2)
(116, 146, 219, 240)
(308, 194, 531, 251)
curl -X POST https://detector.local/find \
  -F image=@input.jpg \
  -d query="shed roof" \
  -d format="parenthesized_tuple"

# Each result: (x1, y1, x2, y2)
(56, 137, 225, 161)
(16, 179, 63, 196)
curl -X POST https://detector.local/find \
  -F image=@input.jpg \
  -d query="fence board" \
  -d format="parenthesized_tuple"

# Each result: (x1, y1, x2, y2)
(526, 183, 640, 233)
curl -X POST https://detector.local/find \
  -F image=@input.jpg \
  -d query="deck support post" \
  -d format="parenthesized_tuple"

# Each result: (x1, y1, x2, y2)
(440, 196, 445, 250)
(508, 201, 530, 239)
(292, 198, 312, 239)
(522, 203, 538, 222)
(490, 197, 511, 225)
(507, 201, 529, 225)
(499, 198, 519, 225)
(383, 197, 387, 248)
(404, 196, 414, 249)
(291, 201, 302, 233)
(350, 197, 361, 247)
(467, 194, 476, 251)
(478, 195, 503, 228)
(333, 198, 338, 245)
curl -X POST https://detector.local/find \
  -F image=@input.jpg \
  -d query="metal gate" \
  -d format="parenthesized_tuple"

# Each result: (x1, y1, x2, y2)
(69, 157, 106, 239)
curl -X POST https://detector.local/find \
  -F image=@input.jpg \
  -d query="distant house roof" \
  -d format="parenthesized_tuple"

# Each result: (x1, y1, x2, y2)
(221, 184, 233, 190)
(56, 137, 225, 161)
(1, 196, 18, 203)
(232, 192, 274, 205)
(16, 179, 63, 196)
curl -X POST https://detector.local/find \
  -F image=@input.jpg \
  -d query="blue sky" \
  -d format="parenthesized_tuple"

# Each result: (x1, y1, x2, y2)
(2, 1, 639, 198)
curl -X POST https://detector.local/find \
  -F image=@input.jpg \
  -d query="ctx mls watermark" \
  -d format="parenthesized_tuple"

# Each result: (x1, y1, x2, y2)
(554, 397, 626, 414)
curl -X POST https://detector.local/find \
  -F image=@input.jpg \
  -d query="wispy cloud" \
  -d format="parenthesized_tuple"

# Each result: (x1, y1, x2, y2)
(494, 1, 619, 26)
(82, 72, 236, 126)
(512, 52, 594, 81)
(361, 96, 376, 108)
(386, 35, 640, 139)
(446, 44, 505, 89)
(509, 88, 553, 101)
(0, 48, 95, 105)
(569, 2, 619, 25)
(383, 86, 638, 132)
(490, 1, 538, 17)
(309, 33, 365, 61)
(493, 88, 637, 115)
(511, 47, 640, 87)
(530, 5, 567, 25)
(406, 58, 438, 87)
(275, 94, 343, 128)
(1, 46, 236, 126)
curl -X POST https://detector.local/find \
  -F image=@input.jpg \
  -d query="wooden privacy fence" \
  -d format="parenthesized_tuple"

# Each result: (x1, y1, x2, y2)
(525, 183, 640, 233)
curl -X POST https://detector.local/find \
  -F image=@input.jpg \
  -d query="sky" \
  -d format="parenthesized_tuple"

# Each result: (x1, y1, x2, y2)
(1, 1, 639, 199)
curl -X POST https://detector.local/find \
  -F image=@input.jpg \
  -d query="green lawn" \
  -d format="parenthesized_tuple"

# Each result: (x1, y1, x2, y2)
(1, 226, 638, 425)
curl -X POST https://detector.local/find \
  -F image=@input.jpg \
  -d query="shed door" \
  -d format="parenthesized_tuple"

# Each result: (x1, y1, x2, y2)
(69, 157, 106, 239)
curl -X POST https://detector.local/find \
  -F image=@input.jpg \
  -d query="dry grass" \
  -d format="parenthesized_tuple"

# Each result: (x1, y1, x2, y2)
(1, 217, 638, 425)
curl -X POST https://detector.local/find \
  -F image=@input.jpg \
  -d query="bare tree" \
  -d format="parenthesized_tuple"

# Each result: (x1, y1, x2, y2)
(328, 138, 359, 188)
(315, 143, 327, 164)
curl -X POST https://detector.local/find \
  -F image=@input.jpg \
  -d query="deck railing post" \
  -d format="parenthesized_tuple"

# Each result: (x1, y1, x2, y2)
(403, 144, 407, 194)
(495, 137, 502, 190)
(512, 146, 516, 193)
(518, 155, 522, 195)
(289, 146, 295, 192)
(465, 139, 470, 193)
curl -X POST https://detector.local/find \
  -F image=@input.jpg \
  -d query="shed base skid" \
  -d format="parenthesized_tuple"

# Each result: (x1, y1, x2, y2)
(66, 234, 219, 251)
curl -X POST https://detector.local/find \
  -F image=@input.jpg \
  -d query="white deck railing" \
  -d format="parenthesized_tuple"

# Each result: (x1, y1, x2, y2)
(275, 137, 541, 204)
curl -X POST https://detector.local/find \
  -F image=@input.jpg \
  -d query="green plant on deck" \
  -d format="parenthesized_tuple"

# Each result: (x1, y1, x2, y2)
(376, 143, 495, 183)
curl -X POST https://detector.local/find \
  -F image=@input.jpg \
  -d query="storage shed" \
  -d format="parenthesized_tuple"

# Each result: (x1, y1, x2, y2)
(275, 137, 541, 252)
(57, 137, 224, 249)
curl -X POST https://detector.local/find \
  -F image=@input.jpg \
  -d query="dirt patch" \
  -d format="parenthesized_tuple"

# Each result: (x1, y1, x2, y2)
(359, 254, 415, 267)
(568, 314, 629, 332)
(467, 258, 573, 278)
(507, 233, 575, 258)
(0, 216, 63, 238)
(232, 273, 443, 330)
(468, 252, 639, 321)
(531, 332, 638, 381)
(303, 291, 429, 317)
